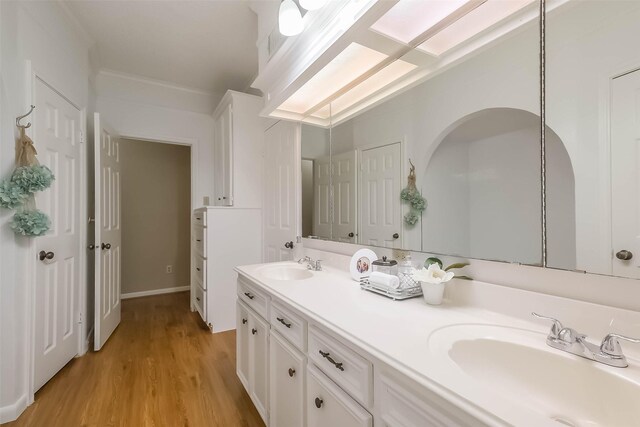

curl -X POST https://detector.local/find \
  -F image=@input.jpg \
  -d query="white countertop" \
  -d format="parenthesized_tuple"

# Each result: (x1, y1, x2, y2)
(235, 261, 640, 427)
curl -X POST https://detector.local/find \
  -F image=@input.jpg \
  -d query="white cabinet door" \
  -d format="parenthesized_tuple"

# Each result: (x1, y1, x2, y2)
(307, 364, 372, 427)
(236, 301, 250, 390)
(264, 121, 301, 262)
(249, 309, 270, 423)
(270, 332, 305, 427)
(611, 69, 640, 278)
(359, 142, 402, 248)
(214, 103, 233, 206)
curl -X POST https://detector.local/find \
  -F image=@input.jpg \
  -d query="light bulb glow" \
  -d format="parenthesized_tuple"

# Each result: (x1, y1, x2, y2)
(279, 0, 304, 36)
(299, 0, 327, 11)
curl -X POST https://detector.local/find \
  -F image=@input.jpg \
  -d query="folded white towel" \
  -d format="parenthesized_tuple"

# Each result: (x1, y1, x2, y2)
(369, 272, 400, 289)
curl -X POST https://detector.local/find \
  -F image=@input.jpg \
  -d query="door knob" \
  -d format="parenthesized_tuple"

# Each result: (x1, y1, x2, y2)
(348, 232, 354, 238)
(616, 250, 633, 261)
(39, 251, 54, 261)
(284, 241, 294, 249)
(392, 233, 399, 239)
(87, 244, 95, 250)
(101, 243, 111, 250)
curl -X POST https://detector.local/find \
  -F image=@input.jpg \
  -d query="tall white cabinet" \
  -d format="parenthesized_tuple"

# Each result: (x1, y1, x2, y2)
(213, 90, 264, 208)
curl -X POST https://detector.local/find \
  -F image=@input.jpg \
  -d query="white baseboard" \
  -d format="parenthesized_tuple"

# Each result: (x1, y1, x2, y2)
(0, 393, 28, 424)
(122, 286, 190, 300)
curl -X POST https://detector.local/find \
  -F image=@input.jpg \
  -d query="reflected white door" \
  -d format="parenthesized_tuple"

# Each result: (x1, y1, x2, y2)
(313, 155, 331, 239)
(332, 150, 357, 243)
(264, 121, 300, 262)
(611, 69, 640, 279)
(33, 78, 82, 391)
(359, 143, 402, 248)
(93, 113, 122, 350)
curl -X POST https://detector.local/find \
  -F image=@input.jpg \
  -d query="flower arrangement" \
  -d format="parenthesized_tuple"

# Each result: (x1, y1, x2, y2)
(412, 257, 471, 305)
(11, 209, 51, 236)
(0, 180, 28, 209)
(11, 165, 55, 194)
(412, 262, 455, 284)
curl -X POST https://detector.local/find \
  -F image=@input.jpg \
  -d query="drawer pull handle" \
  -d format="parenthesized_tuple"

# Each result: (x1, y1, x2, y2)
(319, 350, 344, 371)
(288, 368, 296, 377)
(252, 328, 258, 335)
(196, 239, 201, 242)
(196, 267, 201, 271)
(314, 397, 323, 409)
(277, 317, 292, 328)
(196, 217, 201, 220)
(244, 292, 255, 300)
(242, 318, 247, 325)
(196, 297, 200, 302)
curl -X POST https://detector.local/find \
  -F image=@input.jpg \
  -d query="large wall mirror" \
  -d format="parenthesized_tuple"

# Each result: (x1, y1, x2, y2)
(301, 0, 544, 266)
(546, 0, 640, 279)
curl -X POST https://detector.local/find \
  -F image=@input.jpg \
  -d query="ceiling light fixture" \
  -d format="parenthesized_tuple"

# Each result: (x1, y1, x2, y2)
(299, 0, 327, 12)
(279, 0, 304, 37)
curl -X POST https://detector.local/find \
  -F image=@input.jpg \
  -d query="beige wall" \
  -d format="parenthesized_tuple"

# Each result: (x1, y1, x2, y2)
(120, 139, 191, 294)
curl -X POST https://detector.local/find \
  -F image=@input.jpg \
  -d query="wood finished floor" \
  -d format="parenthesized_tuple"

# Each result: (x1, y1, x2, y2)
(5, 291, 264, 427)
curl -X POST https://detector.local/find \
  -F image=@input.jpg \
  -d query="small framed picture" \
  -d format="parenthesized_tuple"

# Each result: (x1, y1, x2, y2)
(349, 248, 377, 281)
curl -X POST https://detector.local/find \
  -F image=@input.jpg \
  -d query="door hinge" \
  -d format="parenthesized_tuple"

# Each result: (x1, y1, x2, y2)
(79, 131, 85, 143)
(78, 312, 82, 325)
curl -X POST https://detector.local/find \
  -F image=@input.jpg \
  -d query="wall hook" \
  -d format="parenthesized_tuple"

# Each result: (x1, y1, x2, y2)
(16, 105, 36, 129)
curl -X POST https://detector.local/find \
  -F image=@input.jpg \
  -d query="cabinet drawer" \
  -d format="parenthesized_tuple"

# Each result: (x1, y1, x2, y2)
(193, 211, 206, 227)
(270, 300, 307, 351)
(193, 226, 206, 258)
(238, 278, 269, 320)
(194, 285, 206, 323)
(309, 325, 372, 408)
(194, 256, 206, 289)
(307, 364, 372, 427)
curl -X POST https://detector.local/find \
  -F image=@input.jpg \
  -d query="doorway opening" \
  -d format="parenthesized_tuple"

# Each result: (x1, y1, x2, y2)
(119, 139, 192, 299)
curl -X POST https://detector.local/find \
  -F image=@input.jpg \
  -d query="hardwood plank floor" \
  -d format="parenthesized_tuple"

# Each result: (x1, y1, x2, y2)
(5, 292, 265, 427)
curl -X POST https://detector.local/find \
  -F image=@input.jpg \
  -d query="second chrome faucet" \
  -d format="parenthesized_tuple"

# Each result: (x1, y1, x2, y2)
(532, 312, 639, 368)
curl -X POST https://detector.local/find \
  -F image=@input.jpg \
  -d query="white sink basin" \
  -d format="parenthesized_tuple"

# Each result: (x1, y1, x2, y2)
(259, 264, 313, 281)
(429, 325, 640, 427)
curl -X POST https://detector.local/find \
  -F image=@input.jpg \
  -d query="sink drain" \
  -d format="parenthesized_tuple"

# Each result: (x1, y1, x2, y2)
(550, 416, 578, 427)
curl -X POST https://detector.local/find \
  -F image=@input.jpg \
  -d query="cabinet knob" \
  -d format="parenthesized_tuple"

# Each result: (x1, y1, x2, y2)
(196, 297, 200, 302)
(242, 318, 247, 325)
(314, 397, 323, 409)
(251, 328, 257, 335)
(288, 368, 296, 377)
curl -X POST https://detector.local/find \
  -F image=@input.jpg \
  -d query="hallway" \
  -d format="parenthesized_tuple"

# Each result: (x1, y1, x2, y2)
(5, 292, 264, 427)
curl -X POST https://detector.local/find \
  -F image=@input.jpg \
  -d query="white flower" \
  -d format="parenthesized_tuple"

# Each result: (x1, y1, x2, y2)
(411, 264, 454, 284)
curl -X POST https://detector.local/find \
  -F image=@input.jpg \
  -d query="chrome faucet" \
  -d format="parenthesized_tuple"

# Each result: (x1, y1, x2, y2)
(298, 256, 322, 271)
(532, 313, 639, 368)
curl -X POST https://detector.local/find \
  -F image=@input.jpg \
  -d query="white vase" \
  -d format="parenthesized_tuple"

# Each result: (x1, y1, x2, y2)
(420, 281, 445, 305)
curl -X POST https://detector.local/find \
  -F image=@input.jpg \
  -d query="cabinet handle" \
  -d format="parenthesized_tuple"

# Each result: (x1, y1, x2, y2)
(244, 292, 255, 300)
(196, 239, 201, 242)
(196, 267, 201, 271)
(288, 368, 296, 377)
(277, 317, 292, 328)
(196, 297, 200, 302)
(314, 397, 323, 409)
(195, 217, 201, 221)
(318, 350, 344, 371)
(242, 318, 247, 325)
(251, 328, 258, 335)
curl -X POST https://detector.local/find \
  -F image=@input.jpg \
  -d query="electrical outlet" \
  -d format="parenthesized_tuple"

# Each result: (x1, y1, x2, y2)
(166, 265, 173, 274)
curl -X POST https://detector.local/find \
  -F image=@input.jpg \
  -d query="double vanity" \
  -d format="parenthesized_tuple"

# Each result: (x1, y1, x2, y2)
(235, 258, 640, 427)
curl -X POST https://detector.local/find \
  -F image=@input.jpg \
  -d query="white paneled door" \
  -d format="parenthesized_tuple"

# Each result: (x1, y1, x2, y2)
(93, 113, 122, 350)
(332, 150, 357, 243)
(264, 121, 300, 262)
(611, 69, 640, 279)
(313, 155, 331, 239)
(359, 143, 402, 248)
(33, 78, 82, 391)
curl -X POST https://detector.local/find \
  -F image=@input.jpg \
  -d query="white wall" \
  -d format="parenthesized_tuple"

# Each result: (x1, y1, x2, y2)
(95, 72, 217, 209)
(0, 1, 90, 421)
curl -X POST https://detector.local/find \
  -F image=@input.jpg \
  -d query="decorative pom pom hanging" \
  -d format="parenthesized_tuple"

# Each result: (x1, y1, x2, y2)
(400, 159, 426, 226)
(11, 209, 51, 236)
(11, 165, 55, 194)
(404, 211, 419, 226)
(0, 180, 27, 209)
